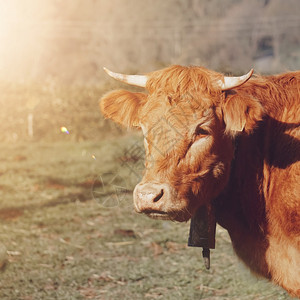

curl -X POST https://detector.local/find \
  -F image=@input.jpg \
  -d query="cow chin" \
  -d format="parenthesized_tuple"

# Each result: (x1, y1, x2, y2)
(133, 182, 193, 222)
(144, 210, 192, 222)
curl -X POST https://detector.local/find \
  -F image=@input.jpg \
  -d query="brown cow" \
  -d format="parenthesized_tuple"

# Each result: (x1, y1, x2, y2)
(100, 65, 300, 297)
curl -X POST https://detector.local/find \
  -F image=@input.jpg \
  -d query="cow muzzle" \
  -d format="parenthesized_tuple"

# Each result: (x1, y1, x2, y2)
(133, 182, 189, 221)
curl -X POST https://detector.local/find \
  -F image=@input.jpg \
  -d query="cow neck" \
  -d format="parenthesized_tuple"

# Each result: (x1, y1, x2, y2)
(212, 134, 240, 229)
(214, 122, 267, 234)
(230, 134, 241, 180)
(188, 135, 240, 269)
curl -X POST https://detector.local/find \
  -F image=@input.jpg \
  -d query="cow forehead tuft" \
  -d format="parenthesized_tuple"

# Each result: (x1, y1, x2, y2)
(146, 65, 223, 97)
(141, 90, 214, 123)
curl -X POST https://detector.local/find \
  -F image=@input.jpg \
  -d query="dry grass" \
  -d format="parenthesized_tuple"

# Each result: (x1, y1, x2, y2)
(0, 137, 293, 300)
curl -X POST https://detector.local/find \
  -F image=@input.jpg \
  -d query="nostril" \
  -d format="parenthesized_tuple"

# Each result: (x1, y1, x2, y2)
(135, 184, 166, 205)
(153, 189, 164, 202)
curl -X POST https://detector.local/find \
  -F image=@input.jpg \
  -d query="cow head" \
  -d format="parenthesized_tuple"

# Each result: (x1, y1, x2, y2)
(100, 65, 263, 222)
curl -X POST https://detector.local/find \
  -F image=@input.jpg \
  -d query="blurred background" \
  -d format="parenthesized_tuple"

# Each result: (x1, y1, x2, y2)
(0, 0, 300, 142)
(1, 0, 300, 83)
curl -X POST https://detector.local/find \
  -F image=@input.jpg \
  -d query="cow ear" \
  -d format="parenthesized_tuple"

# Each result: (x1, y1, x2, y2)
(100, 90, 147, 127)
(222, 92, 264, 135)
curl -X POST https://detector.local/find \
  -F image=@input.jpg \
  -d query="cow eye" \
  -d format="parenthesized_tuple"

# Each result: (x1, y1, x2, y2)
(194, 125, 209, 137)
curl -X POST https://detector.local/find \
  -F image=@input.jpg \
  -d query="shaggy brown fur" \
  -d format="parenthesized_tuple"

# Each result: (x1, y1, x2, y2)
(100, 65, 300, 297)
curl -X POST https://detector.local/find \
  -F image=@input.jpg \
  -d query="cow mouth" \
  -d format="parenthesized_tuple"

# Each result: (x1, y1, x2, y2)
(141, 209, 190, 221)
(141, 210, 170, 220)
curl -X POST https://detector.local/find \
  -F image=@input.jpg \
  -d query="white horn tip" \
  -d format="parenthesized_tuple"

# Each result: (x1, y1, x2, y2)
(246, 68, 254, 79)
(103, 67, 125, 82)
(102, 67, 147, 88)
(103, 67, 113, 76)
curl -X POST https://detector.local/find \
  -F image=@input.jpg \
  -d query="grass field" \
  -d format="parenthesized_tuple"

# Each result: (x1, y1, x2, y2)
(0, 134, 294, 300)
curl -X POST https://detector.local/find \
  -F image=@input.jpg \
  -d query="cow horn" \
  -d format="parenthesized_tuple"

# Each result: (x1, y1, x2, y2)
(103, 67, 148, 87)
(219, 69, 254, 91)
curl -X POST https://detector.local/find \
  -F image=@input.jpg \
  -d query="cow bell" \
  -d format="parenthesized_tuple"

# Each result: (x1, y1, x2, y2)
(188, 204, 216, 270)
